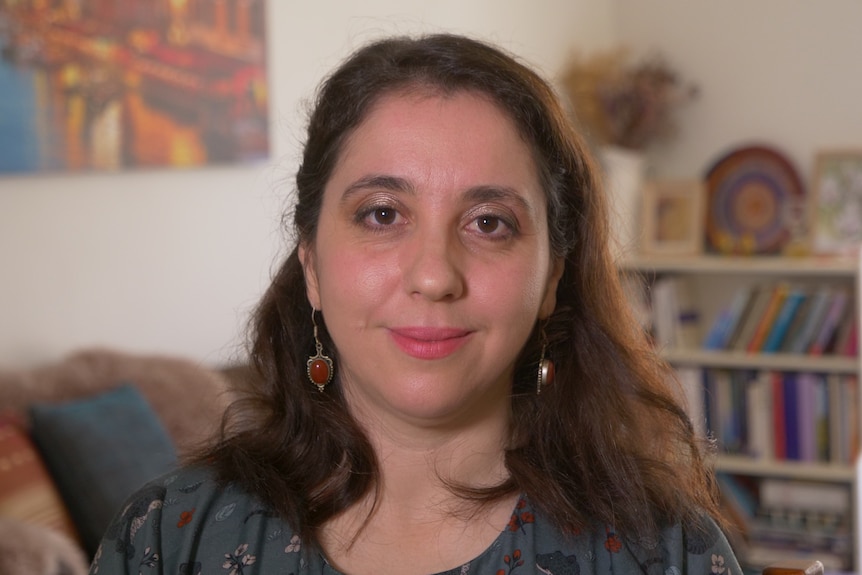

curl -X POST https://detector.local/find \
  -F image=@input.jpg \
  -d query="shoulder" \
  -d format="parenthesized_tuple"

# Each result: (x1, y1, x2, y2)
(524, 508, 741, 575)
(91, 465, 312, 574)
(103, 465, 246, 539)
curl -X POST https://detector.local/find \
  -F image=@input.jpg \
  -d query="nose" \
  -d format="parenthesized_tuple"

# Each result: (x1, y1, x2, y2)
(402, 229, 465, 301)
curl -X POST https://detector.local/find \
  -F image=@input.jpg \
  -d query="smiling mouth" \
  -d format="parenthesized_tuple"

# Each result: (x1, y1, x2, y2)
(388, 327, 473, 360)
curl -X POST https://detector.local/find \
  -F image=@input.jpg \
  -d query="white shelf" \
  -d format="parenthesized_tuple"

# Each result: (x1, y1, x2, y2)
(622, 254, 858, 276)
(713, 454, 854, 482)
(662, 348, 859, 373)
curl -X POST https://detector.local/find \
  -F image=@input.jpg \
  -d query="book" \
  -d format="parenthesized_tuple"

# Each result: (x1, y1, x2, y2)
(674, 281, 701, 350)
(831, 310, 857, 356)
(808, 289, 849, 355)
(771, 372, 787, 460)
(715, 370, 735, 452)
(746, 370, 773, 459)
(727, 371, 748, 454)
(829, 375, 859, 464)
(796, 373, 817, 462)
(703, 286, 755, 350)
(813, 374, 830, 462)
(701, 308, 732, 350)
(730, 284, 775, 352)
(778, 291, 813, 352)
(759, 477, 850, 512)
(843, 376, 859, 463)
(828, 374, 844, 464)
(782, 372, 800, 460)
(842, 319, 858, 356)
(783, 287, 833, 354)
(746, 284, 789, 352)
(760, 288, 805, 352)
(652, 277, 700, 349)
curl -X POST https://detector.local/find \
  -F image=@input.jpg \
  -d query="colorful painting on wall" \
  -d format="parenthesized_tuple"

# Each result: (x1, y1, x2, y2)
(0, 0, 269, 175)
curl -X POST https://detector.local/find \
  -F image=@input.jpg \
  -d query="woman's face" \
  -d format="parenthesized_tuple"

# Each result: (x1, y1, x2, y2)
(300, 90, 562, 430)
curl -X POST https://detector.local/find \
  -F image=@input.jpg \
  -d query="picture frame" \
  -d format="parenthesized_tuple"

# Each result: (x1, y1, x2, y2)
(640, 179, 705, 256)
(812, 150, 862, 254)
(0, 2, 269, 175)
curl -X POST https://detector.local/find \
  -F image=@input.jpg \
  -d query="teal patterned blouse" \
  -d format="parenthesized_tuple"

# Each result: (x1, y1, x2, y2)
(89, 465, 741, 575)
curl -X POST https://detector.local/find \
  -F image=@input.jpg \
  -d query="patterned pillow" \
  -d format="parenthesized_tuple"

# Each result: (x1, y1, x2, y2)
(0, 413, 80, 542)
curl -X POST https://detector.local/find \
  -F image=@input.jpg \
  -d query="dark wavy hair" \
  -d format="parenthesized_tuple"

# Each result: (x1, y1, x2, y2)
(201, 33, 720, 546)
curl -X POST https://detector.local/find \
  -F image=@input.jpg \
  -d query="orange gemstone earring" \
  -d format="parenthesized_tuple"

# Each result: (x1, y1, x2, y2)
(307, 309, 334, 392)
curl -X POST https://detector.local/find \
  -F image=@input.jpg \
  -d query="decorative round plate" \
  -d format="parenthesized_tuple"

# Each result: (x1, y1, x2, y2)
(705, 145, 806, 254)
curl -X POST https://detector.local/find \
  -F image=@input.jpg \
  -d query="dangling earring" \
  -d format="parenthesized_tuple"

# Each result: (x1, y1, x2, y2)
(536, 334, 554, 396)
(307, 309, 334, 392)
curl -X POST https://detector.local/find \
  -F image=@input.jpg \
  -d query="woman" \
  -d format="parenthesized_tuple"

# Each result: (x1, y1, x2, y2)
(91, 34, 739, 575)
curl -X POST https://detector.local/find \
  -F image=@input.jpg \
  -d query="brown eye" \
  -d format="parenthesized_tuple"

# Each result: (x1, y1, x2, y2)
(476, 216, 501, 234)
(372, 208, 397, 225)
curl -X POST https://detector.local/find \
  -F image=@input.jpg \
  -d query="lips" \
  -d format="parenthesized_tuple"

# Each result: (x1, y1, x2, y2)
(388, 327, 473, 360)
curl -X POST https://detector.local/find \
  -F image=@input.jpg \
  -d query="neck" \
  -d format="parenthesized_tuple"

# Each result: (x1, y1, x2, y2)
(375, 416, 510, 512)
(328, 387, 512, 533)
(319, 392, 517, 575)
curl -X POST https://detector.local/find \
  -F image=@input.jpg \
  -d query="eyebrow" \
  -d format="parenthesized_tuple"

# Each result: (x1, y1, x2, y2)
(340, 175, 415, 205)
(463, 185, 532, 212)
(340, 174, 533, 212)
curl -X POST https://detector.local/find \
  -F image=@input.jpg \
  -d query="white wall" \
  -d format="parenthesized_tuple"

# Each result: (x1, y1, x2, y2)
(614, 0, 862, 182)
(0, 0, 616, 369)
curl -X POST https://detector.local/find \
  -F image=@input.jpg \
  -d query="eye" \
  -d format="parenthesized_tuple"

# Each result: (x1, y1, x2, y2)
(468, 213, 516, 239)
(370, 207, 397, 226)
(356, 203, 404, 229)
(476, 215, 502, 234)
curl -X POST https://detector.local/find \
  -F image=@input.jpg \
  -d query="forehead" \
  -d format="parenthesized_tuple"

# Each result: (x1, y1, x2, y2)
(329, 89, 541, 191)
(358, 86, 527, 144)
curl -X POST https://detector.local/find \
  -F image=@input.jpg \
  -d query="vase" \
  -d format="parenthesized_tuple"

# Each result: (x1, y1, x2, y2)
(601, 145, 647, 260)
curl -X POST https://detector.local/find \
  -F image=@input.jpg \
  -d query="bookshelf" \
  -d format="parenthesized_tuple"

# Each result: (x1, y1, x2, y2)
(621, 253, 861, 574)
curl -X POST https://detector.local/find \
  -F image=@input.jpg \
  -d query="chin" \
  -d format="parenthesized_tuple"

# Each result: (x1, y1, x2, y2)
(382, 383, 509, 429)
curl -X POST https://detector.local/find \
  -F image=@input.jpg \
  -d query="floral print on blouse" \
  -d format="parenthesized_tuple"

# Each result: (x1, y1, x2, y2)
(89, 465, 741, 575)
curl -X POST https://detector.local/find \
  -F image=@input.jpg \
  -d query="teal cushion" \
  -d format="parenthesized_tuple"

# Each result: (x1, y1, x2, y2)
(29, 384, 177, 557)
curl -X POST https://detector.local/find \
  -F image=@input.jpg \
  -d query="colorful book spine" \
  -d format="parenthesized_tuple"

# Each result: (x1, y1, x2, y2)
(747, 284, 789, 352)
(785, 287, 832, 354)
(708, 286, 753, 350)
(809, 290, 849, 355)
(731, 285, 773, 351)
(761, 289, 805, 353)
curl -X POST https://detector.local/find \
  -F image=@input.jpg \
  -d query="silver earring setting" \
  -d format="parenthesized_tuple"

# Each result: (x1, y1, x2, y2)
(537, 337, 554, 396)
(307, 309, 334, 392)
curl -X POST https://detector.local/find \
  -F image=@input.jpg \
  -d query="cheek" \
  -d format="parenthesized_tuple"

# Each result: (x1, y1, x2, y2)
(318, 249, 396, 307)
(475, 261, 549, 318)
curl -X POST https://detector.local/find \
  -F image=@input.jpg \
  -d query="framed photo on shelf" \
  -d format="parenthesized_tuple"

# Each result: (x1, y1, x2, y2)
(640, 179, 705, 255)
(812, 150, 862, 254)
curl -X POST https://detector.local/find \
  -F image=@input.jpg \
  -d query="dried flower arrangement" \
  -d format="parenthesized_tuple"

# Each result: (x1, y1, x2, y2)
(560, 49, 698, 151)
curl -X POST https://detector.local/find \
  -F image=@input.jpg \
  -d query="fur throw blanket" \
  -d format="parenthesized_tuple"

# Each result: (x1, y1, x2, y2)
(0, 518, 88, 575)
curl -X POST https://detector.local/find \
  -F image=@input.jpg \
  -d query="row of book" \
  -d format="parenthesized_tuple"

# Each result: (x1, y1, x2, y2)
(640, 276, 700, 349)
(702, 283, 857, 356)
(718, 473, 852, 572)
(700, 369, 859, 465)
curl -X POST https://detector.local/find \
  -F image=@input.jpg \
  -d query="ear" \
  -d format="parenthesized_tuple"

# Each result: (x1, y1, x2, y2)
(298, 242, 321, 310)
(538, 257, 564, 319)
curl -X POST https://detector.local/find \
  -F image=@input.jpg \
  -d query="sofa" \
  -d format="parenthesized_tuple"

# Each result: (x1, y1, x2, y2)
(0, 348, 239, 575)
